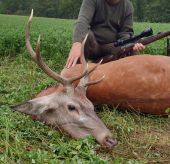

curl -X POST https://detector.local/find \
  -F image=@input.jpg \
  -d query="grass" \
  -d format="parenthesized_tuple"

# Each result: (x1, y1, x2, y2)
(0, 14, 170, 163)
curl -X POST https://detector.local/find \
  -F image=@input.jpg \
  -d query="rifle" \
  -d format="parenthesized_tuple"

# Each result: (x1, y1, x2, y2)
(94, 30, 170, 63)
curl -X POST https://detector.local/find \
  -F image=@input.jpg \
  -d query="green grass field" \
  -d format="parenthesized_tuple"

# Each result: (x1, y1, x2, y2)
(0, 14, 170, 163)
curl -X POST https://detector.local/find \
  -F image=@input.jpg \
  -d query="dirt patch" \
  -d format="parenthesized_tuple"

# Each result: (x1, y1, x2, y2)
(132, 130, 170, 147)
(129, 129, 170, 162)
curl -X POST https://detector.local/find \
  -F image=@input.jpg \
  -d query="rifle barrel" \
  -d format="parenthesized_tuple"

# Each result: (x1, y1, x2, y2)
(138, 31, 170, 45)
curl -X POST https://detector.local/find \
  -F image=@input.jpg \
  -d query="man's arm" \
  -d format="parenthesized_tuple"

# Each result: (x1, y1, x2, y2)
(65, 0, 96, 68)
(118, 0, 144, 51)
(117, 0, 134, 40)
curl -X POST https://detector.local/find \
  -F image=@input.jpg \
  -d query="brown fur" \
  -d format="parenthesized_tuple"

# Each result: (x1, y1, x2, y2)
(38, 55, 170, 115)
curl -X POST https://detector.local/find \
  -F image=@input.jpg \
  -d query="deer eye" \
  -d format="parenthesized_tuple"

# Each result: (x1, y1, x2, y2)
(46, 108, 55, 113)
(67, 104, 76, 112)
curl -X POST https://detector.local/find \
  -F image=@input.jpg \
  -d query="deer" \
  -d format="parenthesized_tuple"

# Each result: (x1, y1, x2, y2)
(37, 45, 170, 116)
(11, 10, 118, 148)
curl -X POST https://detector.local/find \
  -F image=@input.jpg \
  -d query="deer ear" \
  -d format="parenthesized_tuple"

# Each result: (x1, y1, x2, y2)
(11, 97, 50, 116)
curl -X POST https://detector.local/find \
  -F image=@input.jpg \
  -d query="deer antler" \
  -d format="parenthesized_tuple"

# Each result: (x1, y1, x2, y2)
(78, 33, 105, 90)
(25, 9, 89, 86)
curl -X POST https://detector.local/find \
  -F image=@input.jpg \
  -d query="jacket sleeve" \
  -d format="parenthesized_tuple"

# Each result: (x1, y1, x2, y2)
(73, 0, 96, 43)
(117, 0, 134, 40)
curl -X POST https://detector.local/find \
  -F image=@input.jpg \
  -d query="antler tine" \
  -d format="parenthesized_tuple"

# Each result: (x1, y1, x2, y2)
(87, 59, 103, 74)
(66, 34, 89, 84)
(25, 9, 36, 60)
(84, 59, 105, 86)
(79, 59, 105, 89)
(78, 33, 105, 89)
(35, 35, 70, 84)
(80, 34, 88, 66)
(25, 9, 69, 85)
(84, 75, 105, 88)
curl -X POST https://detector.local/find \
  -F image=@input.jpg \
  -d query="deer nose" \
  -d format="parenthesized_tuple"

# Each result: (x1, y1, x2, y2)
(103, 137, 118, 148)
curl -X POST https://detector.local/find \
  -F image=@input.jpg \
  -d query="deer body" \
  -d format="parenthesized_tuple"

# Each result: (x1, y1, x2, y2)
(40, 54, 170, 116)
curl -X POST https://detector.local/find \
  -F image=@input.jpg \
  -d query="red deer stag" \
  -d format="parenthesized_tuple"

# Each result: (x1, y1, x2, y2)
(12, 10, 118, 148)
(39, 50, 170, 116)
(59, 54, 170, 116)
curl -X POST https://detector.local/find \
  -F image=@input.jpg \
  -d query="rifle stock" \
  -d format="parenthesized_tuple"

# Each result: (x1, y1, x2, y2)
(94, 30, 170, 64)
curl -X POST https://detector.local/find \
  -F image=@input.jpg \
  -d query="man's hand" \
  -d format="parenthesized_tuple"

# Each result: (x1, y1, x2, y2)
(133, 43, 145, 51)
(65, 42, 82, 69)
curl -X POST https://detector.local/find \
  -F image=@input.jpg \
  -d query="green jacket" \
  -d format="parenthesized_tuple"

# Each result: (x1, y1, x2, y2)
(73, 0, 134, 44)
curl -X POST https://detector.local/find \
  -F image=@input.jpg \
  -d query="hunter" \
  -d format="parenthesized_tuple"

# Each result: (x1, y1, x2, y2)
(66, 0, 145, 68)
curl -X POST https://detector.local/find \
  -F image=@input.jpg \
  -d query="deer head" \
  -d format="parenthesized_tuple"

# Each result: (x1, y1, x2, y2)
(12, 10, 117, 148)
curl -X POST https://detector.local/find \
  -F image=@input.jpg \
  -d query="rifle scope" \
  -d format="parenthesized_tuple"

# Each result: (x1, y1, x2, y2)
(114, 28, 153, 47)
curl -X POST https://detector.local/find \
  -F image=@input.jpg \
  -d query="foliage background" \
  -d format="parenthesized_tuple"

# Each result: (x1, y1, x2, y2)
(0, 0, 170, 22)
(0, 0, 170, 163)
(0, 14, 169, 163)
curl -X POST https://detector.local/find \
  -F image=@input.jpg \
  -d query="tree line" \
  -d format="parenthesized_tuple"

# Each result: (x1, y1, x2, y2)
(131, 0, 170, 23)
(0, 0, 170, 22)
